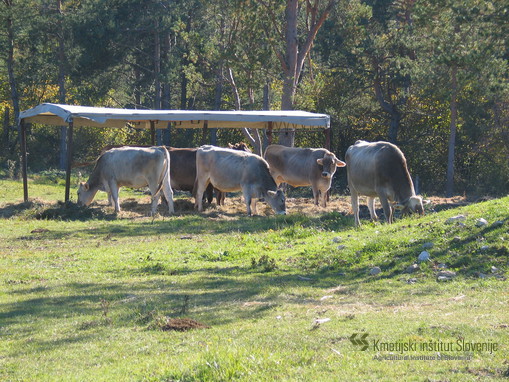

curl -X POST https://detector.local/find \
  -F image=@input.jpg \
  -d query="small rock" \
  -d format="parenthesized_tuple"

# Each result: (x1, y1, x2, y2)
(407, 278, 418, 284)
(337, 245, 346, 250)
(438, 270, 456, 277)
(320, 295, 333, 301)
(422, 242, 434, 249)
(477, 273, 487, 279)
(492, 221, 504, 227)
(491, 266, 499, 273)
(332, 237, 342, 243)
(480, 245, 490, 252)
(405, 264, 419, 273)
(370, 267, 381, 276)
(437, 271, 456, 282)
(446, 215, 466, 224)
(437, 270, 456, 282)
(452, 236, 461, 243)
(476, 218, 488, 227)
(438, 263, 447, 269)
(418, 251, 430, 262)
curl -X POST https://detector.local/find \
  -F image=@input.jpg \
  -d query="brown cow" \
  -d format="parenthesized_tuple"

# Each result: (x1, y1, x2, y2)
(167, 147, 213, 203)
(345, 140, 425, 226)
(194, 145, 286, 216)
(264, 144, 346, 207)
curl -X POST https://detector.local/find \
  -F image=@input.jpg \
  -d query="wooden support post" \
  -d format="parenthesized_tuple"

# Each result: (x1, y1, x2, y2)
(20, 119, 28, 202)
(64, 120, 74, 204)
(150, 121, 156, 145)
(201, 120, 208, 145)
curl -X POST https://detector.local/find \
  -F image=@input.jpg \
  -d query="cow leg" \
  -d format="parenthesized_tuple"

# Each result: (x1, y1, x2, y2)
(312, 185, 320, 206)
(107, 192, 115, 207)
(162, 179, 174, 215)
(108, 180, 121, 213)
(194, 178, 209, 212)
(250, 198, 258, 216)
(367, 197, 378, 221)
(350, 188, 361, 226)
(379, 195, 393, 223)
(242, 187, 254, 216)
(320, 188, 328, 208)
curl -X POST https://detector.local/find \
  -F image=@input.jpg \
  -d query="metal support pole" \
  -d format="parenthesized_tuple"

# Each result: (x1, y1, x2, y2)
(20, 119, 28, 202)
(64, 120, 74, 204)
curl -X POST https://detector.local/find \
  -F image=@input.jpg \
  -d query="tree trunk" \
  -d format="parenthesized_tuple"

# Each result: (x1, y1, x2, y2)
(446, 65, 458, 197)
(2, 107, 9, 151)
(161, 83, 171, 146)
(373, 65, 401, 143)
(278, 0, 299, 146)
(57, 0, 67, 171)
(5, 4, 20, 135)
(154, 21, 163, 144)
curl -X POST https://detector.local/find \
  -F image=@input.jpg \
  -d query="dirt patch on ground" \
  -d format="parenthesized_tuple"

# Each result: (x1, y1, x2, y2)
(0, 193, 474, 220)
(160, 318, 210, 332)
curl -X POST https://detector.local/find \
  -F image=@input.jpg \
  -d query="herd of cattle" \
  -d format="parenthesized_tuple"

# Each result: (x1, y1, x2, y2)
(77, 140, 426, 226)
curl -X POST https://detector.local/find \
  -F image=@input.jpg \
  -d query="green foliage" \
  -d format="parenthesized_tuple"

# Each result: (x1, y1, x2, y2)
(0, 0, 507, 196)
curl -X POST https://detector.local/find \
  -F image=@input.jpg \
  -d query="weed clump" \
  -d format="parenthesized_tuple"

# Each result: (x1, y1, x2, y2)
(251, 255, 278, 272)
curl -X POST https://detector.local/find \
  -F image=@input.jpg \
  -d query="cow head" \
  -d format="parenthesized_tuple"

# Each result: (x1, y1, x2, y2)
(395, 196, 425, 216)
(317, 153, 346, 179)
(77, 182, 97, 207)
(266, 189, 286, 215)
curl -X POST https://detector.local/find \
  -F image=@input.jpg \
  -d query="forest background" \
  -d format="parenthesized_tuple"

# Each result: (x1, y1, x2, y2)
(1, 0, 508, 197)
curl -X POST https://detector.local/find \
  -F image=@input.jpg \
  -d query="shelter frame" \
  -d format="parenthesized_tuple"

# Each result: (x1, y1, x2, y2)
(18, 103, 331, 203)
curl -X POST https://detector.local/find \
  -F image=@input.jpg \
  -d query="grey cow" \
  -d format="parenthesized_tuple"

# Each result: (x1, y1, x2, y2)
(194, 145, 286, 216)
(78, 146, 174, 215)
(345, 140, 424, 226)
(264, 144, 346, 207)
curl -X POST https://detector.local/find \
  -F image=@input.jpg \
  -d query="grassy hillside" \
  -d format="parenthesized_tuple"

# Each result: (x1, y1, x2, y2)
(1, 177, 508, 381)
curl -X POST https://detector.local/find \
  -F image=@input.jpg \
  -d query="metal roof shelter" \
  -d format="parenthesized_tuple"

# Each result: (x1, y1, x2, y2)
(18, 103, 331, 203)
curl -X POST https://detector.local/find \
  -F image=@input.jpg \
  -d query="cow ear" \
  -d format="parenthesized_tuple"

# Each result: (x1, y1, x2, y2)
(82, 182, 90, 191)
(316, 158, 324, 165)
(267, 190, 276, 197)
(335, 159, 346, 167)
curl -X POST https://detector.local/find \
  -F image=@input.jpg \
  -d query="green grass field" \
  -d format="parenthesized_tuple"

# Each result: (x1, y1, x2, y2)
(1, 176, 508, 381)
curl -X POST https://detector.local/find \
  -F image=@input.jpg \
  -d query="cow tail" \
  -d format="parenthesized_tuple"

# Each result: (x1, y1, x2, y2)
(155, 146, 170, 197)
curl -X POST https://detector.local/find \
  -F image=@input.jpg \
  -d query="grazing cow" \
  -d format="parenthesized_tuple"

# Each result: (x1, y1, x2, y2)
(194, 145, 286, 216)
(215, 142, 253, 206)
(77, 146, 174, 215)
(345, 140, 424, 226)
(264, 144, 346, 207)
(167, 147, 214, 203)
